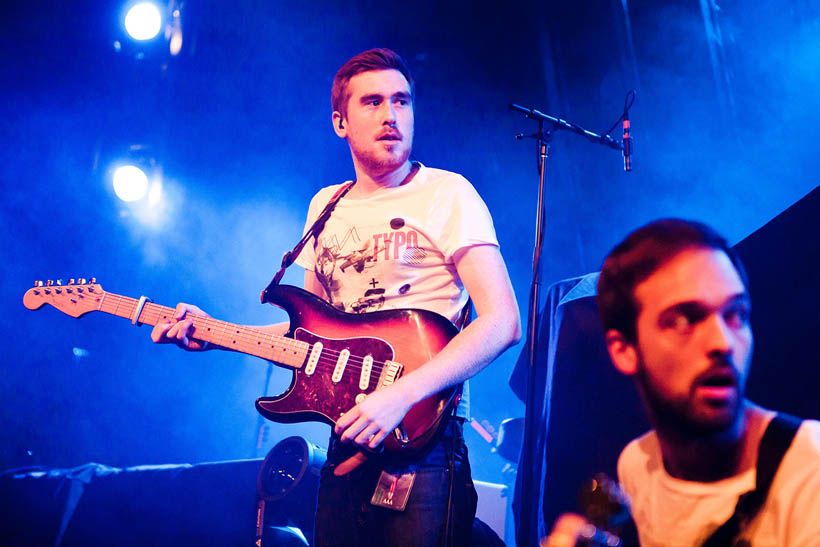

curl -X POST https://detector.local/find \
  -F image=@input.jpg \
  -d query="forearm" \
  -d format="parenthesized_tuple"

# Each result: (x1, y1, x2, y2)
(395, 306, 521, 405)
(392, 244, 522, 405)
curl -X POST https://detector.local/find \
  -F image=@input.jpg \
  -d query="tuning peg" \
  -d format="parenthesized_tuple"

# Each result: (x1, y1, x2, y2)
(69, 278, 75, 285)
(90, 277, 97, 284)
(35, 281, 44, 287)
(46, 280, 53, 286)
(56, 279, 62, 286)
(78, 278, 87, 285)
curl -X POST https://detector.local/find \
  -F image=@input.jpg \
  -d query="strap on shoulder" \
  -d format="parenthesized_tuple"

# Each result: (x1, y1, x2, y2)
(702, 412, 803, 547)
(263, 182, 355, 294)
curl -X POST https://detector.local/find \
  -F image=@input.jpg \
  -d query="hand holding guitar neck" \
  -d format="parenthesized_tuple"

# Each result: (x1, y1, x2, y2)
(151, 302, 212, 351)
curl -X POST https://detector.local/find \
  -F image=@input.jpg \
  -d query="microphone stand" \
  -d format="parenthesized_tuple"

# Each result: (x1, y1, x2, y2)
(510, 103, 625, 547)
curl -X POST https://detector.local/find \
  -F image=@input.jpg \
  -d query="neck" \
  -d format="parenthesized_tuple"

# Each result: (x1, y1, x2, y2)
(349, 158, 415, 196)
(654, 403, 768, 482)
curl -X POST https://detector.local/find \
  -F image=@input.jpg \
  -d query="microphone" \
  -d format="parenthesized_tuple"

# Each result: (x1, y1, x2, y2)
(622, 112, 632, 172)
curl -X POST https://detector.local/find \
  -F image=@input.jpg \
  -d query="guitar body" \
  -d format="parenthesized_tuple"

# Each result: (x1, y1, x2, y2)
(257, 284, 461, 456)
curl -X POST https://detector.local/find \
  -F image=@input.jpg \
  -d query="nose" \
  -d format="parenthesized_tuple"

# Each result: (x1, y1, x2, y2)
(703, 313, 733, 357)
(382, 102, 397, 125)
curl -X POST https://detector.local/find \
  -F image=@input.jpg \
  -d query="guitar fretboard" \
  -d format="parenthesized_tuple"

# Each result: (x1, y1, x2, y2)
(99, 292, 308, 369)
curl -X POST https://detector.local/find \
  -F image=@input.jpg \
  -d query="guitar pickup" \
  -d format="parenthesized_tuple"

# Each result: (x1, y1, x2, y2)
(305, 341, 323, 376)
(331, 349, 350, 383)
(359, 355, 373, 390)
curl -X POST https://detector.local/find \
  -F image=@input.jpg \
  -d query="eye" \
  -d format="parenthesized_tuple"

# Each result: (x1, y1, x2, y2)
(664, 311, 695, 333)
(724, 304, 751, 329)
(660, 305, 707, 334)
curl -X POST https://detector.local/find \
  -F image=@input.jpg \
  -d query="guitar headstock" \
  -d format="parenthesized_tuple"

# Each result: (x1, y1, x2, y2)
(23, 278, 105, 318)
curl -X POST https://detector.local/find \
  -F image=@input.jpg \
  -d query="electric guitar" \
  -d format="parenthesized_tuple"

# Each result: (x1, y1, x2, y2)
(543, 474, 632, 547)
(23, 279, 461, 459)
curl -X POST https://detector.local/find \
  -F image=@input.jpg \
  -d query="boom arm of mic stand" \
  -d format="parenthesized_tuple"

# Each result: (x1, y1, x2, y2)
(509, 103, 624, 151)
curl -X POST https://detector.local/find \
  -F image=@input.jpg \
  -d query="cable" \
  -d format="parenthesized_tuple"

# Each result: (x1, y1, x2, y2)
(602, 90, 636, 137)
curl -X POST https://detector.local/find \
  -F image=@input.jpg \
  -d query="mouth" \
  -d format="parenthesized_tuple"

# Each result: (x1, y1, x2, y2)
(377, 133, 402, 142)
(694, 368, 738, 403)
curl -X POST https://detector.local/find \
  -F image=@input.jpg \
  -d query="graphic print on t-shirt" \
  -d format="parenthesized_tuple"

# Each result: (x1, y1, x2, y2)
(313, 219, 427, 314)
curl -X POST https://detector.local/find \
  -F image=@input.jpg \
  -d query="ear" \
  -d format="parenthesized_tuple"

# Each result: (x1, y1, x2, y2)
(332, 111, 346, 138)
(605, 329, 639, 376)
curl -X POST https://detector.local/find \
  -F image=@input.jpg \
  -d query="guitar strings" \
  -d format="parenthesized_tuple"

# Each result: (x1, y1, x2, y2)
(103, 293, 401, 380)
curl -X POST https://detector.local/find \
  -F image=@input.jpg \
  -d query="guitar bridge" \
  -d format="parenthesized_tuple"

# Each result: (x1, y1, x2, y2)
(378, 360, 403, 388)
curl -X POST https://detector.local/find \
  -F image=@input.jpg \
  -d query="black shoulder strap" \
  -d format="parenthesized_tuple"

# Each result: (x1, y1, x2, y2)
(264, 182, 355, 293)
(702, 412, 803, 547)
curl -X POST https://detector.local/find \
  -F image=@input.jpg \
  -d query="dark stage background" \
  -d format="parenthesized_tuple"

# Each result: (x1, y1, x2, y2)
(2, 0, 818, 540)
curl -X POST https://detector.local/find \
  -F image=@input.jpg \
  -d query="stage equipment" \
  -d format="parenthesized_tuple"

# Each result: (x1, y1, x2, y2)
(509, 92, 635, 547)
(110, 144, 162, 205)
(495, 417, 524, 464)
(112, 164, 148, 202)
(117, 1, 184, 58)
(0, 459, 263, 546)
(124, 2, 163, 41)
(256, 436, 326, 546)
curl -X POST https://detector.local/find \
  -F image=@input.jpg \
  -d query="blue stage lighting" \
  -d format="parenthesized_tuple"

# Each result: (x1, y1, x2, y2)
(124, 2, 163, 41)
(113, 164, 149, 202)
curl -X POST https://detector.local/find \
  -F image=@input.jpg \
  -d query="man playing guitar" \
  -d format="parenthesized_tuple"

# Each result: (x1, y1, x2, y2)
(151, 48, 521, 546)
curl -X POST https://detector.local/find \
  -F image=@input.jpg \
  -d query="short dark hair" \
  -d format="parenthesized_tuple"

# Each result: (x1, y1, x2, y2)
(596, 219, 749, 343)
(331, 48, 415, 116)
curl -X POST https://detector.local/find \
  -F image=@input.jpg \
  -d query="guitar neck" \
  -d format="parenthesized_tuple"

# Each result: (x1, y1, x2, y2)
(100, 292, 308, 369)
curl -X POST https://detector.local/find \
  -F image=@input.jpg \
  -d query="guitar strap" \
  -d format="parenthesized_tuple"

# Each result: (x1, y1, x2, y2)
(266, 179, 476, 335)
(702, 412, 803, 547)
(265, 181, 355, 290)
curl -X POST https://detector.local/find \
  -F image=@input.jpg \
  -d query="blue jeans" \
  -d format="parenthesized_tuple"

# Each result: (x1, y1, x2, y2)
(314, 419, 477, 547)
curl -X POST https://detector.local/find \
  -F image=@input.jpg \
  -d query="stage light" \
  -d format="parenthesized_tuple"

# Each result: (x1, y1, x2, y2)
(257, 436, 326, 502)
(124, 2, 162, 41)
(256, 436, 326, 546)
(112, 165, 149, 202)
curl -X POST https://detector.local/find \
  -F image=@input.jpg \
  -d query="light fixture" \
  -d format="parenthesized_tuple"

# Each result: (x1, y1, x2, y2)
(124, 2, 163, 41)
(112, 164, 149, 202)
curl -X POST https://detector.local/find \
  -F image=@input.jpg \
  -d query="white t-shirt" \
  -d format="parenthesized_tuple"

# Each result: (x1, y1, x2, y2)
(617, 416, 820, 547)
(294, 164, 499, 419)
(294, 164, 498, 324)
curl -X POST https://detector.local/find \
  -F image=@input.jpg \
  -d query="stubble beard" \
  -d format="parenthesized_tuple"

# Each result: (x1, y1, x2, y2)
(351, 135, 412, 178)
(636, 357, 745, 439)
